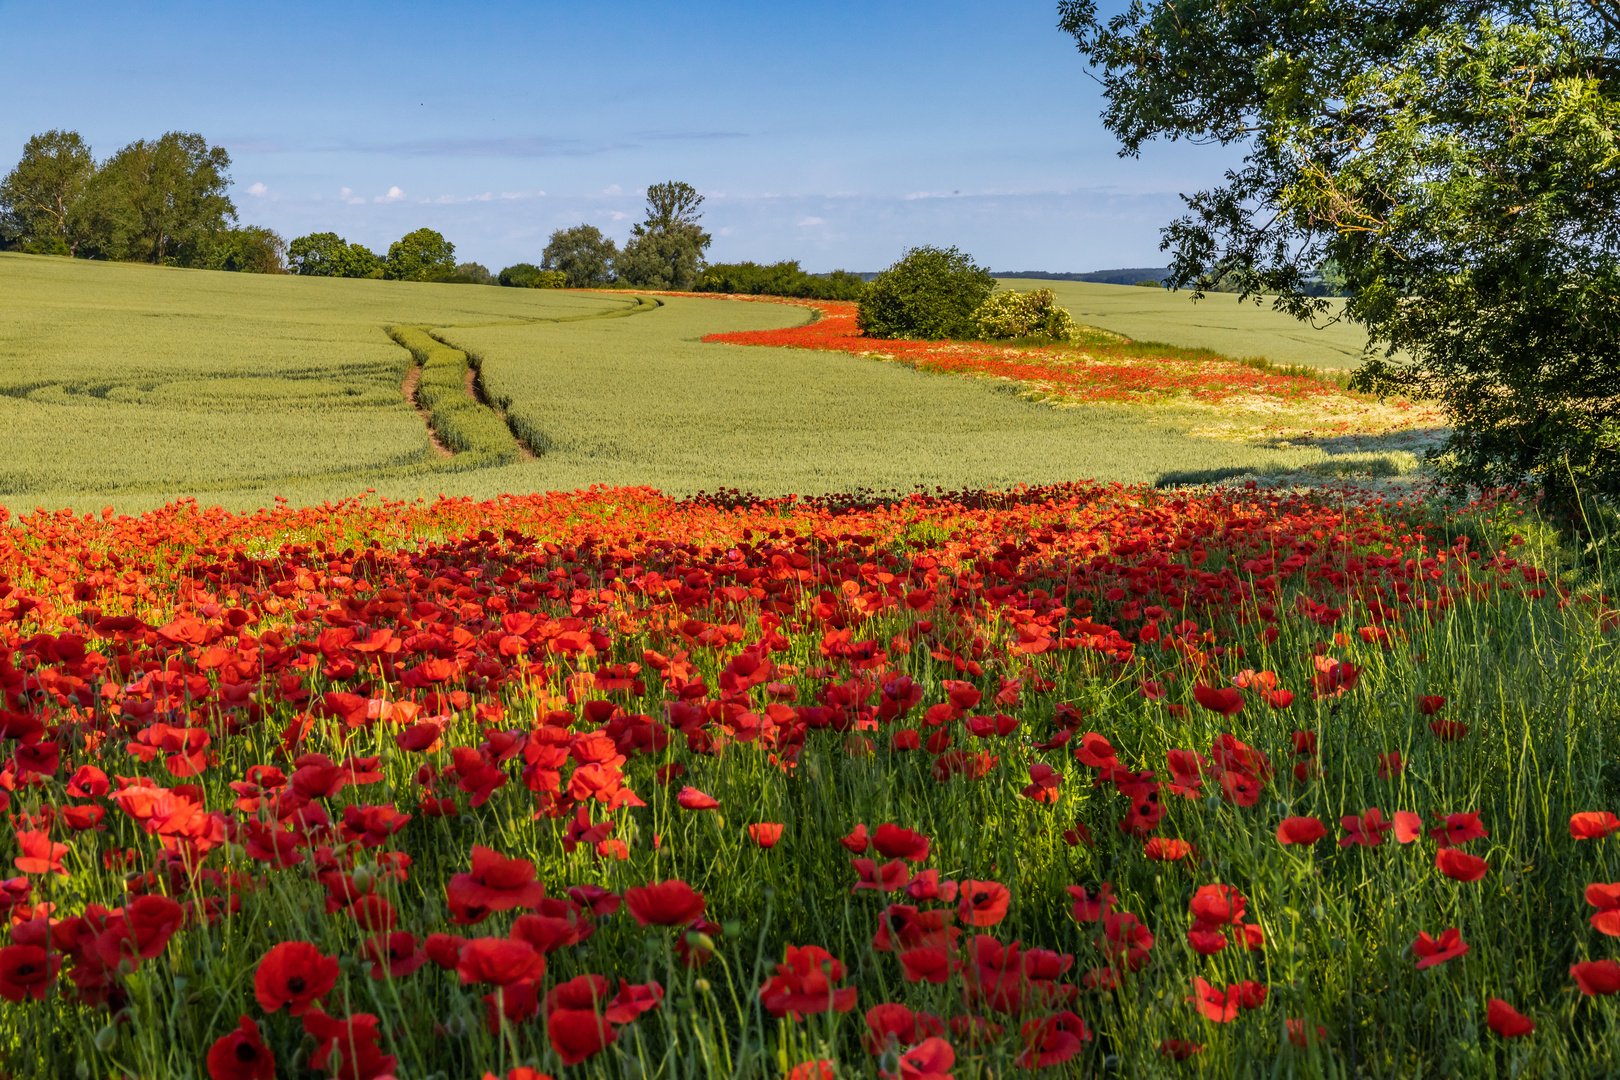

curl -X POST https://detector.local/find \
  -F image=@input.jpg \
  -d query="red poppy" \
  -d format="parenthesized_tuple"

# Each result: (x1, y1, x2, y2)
(873, 924, 941, 973)
(1412, 928, 1469, 969)
(1014, 1011, 1091, 1067)
(604, 978, 664, 1023)
(1190, 976, 1239, 1023)
(1159, 1039, 1204, 1059)
(1193, 684, 1244, 717)
(1286, 1019, 1327, 1048)
(548, 1008, 617, 1065)
(363, 932, 426, 979)
(1571, 812, 1620, 840)
(303, 1011, 397, 1080)
(1429, 811, 1488, 848)
(873, 824, 932, 862)
(1394, 811, 1425, 844)
(96, 895, 185, 966)
(785, 1062, 834, 1080)
(457, 937, 546, 986)
(1435, 849, 1489, 882)
(1339, 808, 1395, 848)
(840, 824, 870, 852)
(1417, 695, 1447, 715)
(958, 880, 1010, 927)
(1586, 883, 1620, 935)
(852, 858, 913, 892)
(446, 846, 545, 923)
(206, 1016, 275, 1080)
(1571, 959, 1620, 995)
(253, 941, 339, 1016)
(1377, 752, 1405, 779)
(1429, 720, 1470, 741)
(1486, 998, 1534, 1038)
(1066, 882, 1115, 922)
(747, 823, 785, 848)
(1144, 837, 1194, 861)
(891, 1036, 955, 1080)
(862, 1002, 942, 1054)
(1188, 884, 1246, 925)
(13, 830, 69, 876)
(677, 786, 719, 810)
(624, 879, 706, 926)
(0, 944, 59, 1002)
(1074, 732, 1120, 769)
(1263, 689, 1295, 709)
(760, 944, 858, 1018)
(423, 932, 468, 969)
(1276, 816, 1327, 845)
(1186, 926, 1227, 955)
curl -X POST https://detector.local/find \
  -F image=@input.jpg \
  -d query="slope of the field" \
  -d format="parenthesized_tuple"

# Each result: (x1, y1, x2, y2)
(1, 255, 1382, 513)
(1006, 278, 1369, 369)
(0, 253, 637, 498)
(437, 297, 1341, 496)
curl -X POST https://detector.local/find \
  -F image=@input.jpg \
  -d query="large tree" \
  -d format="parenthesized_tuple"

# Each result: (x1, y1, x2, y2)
(385, 228, 456, 282)
(288, 232, 381, 277)
(0, 130, 95, 254)
(616, 181, 711, 289)
(1059, 0, 1620, 510)
(542, 224, 617, 287)
(86, 132, 236, 264)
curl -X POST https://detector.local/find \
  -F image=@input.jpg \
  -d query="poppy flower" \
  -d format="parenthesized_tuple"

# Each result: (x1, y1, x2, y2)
(1144, 837, 1194, 861)
(1571, 959, 1620, 995)
(1417, 695, 1447, 715)
(548, 1008, 617, 1064)
(958, 880, 1010, 927)
(457, 937, 546, 986)
(1066, 882, 1114, 922)
(1486, 998, 1534, 1038)
(302, 1011, 396, 1080)
(1286, 1019, 1327, 1048)
(873, 824, 931, 862)
(1262, 689, 1295, 710)
(1159, 1039, 1204, 1059)
(677, 786, 719, 811)
(1190, 976, 1239, 1022)
(898, 945, 958, 983)
(785, 1062, 834, 1080)
(840, 824, 870, 853)
(863, 1002, 943, 1054)
(1186, 926, 1227, 955)
(1393, 812, 1425, 844)
(423, 932, 468, 969)
(446, 846, 546, 922)
(1193, 684, 1244, 717)
(1276, 816, 1328, 846)
(1377, 752, 1405, 779)
(363, 932, 426, 979)
(624, 879, 706, 926)
(760, 944, 858, 1018)
(604, 978, 664, 1023)
(1429, 720, 1470, 741)
(1014, 1011, 1091, 1068)
(890, 1036, 955, 1080)
(13, 831, 69, 876)
(1586, 883, 1620, 935)
(253, 942, 339, 1016)
(96, 895, 185, 966)
(1430, 812, 1488, 848)
(1412, 928, 1469, 969)
(747, 823, 785, 848)
(1020, 763, 1063, 802)
(852, 858, 912, 893)
(1435, 849, 1489, 882)
(0, 944, 59, 1002)
(1340, 808, 1395, 847)
(1188, 884, 1246, 926)
(1571, 812, 1620, 840)
(206, 1016, 275, 1080)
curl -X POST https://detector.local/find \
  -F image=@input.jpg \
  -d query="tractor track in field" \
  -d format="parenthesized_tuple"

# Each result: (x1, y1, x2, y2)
(462, 360, 537, 461)
(400, 364, 454, 458)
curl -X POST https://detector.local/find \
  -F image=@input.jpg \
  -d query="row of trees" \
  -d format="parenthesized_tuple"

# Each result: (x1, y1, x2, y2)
(0, 130, 285, 272)
(286, 228, 495, 284)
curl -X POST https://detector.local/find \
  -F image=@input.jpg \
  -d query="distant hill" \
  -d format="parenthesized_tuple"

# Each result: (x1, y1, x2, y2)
(996, 268, 1171, 286)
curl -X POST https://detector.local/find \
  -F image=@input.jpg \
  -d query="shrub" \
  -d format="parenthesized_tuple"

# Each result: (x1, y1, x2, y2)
(499, 263, 568, 289)
(857, 245, 994, 340)
(971, 288, 1077, 342)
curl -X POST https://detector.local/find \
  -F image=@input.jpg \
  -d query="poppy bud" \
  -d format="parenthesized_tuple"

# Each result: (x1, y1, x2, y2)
(75, 1063, 89, 1080)
(722, 921, 741, 938)
(685, 931, 716, 953)
(694, 978, 711, 994)
(352, 865, 375, 894)
(94, 1026, 117, 1053)
(445, 1014, 468, 1037)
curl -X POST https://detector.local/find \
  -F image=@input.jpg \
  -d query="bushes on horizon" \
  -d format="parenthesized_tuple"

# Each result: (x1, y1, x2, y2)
(972, 287, 1077, 341)
(499, 262, 567, 288)
(857, 245, 995, 340)
(186, 224, 287, 274)
(694, 260, 866, 301)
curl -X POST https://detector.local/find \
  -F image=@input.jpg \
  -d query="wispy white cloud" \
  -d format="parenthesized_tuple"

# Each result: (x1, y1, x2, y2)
(796, 216, 824, 226)
(375, 186, 406, 203)
(246, 182, 268, 197)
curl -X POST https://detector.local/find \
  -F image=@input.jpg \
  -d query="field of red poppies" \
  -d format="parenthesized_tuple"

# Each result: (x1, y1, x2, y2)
(0, 481, 1616, 1079)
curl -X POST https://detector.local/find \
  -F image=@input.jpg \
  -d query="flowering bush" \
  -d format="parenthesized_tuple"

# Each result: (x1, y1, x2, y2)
(971, 288, 1082, 342)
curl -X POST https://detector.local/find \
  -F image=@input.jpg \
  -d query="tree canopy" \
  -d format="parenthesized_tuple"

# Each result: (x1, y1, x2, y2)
(0, 130, 94, 255)
(1059, 0, 1620, 510)
(616, 182, 711, 290)
(288, 232, 381, 278)
(385, 228, 456, 282)
(87, 132, 237, 264)
(541, 225, 617, 287)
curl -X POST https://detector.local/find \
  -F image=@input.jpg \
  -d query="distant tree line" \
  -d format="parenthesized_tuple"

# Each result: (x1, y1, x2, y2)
(0, 130, 286, 272)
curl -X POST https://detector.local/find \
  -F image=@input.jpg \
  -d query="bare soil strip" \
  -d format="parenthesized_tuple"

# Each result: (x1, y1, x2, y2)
(400, 364, 454, 458)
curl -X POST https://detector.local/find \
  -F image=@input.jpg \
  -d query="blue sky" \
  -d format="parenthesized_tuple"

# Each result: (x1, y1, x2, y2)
(1, 0, 1240, 272)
